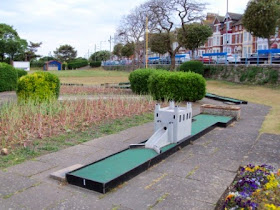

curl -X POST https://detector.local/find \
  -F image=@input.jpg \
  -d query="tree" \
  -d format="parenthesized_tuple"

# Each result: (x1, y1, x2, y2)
(89, 50, 111, 62)
(0, 24, 19, 61)
(178, 23, 212, 59)
(116, 2, 156, 66)
(53, 44, 77, 62)
(121, 42, 135, 58)
(150, 33, 173, 55)
(147, 0, 206, 70)
(5, 38, 28, 62)
(25, 41, 42, 61)
(243, 0, 280, 49)
(113, 43, 123, 57)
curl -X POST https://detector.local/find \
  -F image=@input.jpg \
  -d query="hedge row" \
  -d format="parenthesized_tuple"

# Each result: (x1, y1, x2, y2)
(0, 63, 28, 92)
(16, 68, 28, 78)
(17, 72, 60, 103)
(129, 69, 206, 102)
(68, 60, 88, 69)
(179, 60, 204, 75)
(0, 63, 18, 92)
(90, 61, 102, 68)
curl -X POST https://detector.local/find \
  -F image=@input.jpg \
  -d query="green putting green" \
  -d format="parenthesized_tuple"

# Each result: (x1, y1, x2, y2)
(70, 114, 232, 183)
(205, 93, 242, 103)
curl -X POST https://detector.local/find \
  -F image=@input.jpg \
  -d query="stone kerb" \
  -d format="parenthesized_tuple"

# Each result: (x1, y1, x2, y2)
(201, 104, 241, 120)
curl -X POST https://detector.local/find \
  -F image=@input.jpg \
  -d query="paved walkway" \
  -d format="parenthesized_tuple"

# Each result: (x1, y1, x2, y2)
(0, 99, 279, 210)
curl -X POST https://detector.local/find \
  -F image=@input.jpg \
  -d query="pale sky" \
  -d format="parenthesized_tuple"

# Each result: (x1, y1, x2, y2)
(0, 0, 249, 58)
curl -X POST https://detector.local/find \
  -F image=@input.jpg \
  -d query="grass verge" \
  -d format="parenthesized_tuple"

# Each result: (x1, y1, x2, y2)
(206, 80, 280, 134)
(30, 68, 130, 85)
(0, 113, 153, 169)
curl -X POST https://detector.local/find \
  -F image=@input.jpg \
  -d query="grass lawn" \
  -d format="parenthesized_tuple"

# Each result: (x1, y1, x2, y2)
(206, 80, 280, 135)
(30, 67, 130, 85)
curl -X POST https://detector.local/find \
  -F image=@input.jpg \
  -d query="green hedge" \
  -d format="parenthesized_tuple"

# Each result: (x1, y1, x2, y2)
(179, 61, 204, 75)
(68, 59, 88, 69)
(0, 62, 18, 92)
(16, 68, 28, 78)
(17, 72, 60, 103)
(129, 69, 158, 94)
(90, 61, 102, 68)
(148, 71, 206, 102)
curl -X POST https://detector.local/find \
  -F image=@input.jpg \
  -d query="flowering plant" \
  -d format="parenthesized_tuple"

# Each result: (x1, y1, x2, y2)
(223, 164, 280, 210)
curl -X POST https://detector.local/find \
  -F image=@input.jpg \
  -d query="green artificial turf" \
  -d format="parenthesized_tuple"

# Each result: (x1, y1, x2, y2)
(70, 114, 232, 183)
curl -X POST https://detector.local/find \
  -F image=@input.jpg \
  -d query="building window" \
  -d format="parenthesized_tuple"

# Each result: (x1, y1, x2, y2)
(248, 33, 252, 42)
(239, 25, 242, 30)
(235, 26, 238, 31)
(248, 46, 252, 54)
(244, 32, 247, 42)
(239, 34, 242, 43)
(216, 26, 219, 32)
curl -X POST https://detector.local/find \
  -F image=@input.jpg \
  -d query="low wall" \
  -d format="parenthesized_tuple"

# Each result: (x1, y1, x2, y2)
(102, 64, 180, 72)
(204, 64, 280, 84)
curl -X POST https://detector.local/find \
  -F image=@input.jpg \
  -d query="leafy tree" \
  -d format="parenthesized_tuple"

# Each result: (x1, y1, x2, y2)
(5, 38, 28, 62)
(53, 44, 77, 62)
(113, 43, 123, 57)
(243, 0, 280, 49)
(150, 33, 172, 55)
(0, 23, 19, 61)
(178, 23, 213, 59)
(121, 42, 135, 58)
(25, 41, 42, 61)
(89, 50, 111, 61)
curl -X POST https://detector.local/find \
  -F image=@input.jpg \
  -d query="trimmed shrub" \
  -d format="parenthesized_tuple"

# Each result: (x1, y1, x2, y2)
(179, 61, 204, 75)
(68, 59, 88, 69)
(129, 69, 160, 94)
(16, 68, 28, 79)
(17, 72, 60, 103)
(148, 71, 206, 102)
(0, 62, 17, 92)
(90, 61, 102, 68)
(62, 62, 67, 70)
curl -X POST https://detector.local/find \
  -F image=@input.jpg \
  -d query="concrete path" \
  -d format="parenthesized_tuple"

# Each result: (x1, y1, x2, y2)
(0, 99, 279, 210)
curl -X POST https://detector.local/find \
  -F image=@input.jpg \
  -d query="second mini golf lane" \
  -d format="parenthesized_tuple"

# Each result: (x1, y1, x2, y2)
(70, 114, 232, 183)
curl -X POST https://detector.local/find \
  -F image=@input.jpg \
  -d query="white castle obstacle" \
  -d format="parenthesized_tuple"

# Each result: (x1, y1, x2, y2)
(131, 101, 192, 154)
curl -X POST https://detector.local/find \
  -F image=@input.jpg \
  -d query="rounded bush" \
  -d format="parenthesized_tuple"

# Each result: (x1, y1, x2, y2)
(17, 72, 60, 103)
(148, 71, 206, 102)
(129, 69, 155, 94)
(16, 68, 28, 79)
(179, 61, 204, 75)
(0, 62, 17, 92)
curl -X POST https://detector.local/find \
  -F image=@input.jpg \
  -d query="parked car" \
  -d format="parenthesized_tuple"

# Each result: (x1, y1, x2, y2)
(196, 56, 215, 64)
(213, 54, 241, 64)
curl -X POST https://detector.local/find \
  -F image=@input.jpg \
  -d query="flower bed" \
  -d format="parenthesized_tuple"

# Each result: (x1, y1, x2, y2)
(60, 85, 133, 95)
(0, 98, 155, 149)
(221, 164, 280, 210)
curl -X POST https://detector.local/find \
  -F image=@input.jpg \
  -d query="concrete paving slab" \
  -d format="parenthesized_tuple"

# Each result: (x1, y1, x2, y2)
(6, 183, 74, 210)
(0, 171, 38, 198)
(7, 160, 56, 177)
(59, 144, 102, 157)
(152, 194, 215, 210)
(149, 174, 226, 204)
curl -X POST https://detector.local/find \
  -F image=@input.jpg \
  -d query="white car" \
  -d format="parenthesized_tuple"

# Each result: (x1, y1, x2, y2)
(213, 54, 241, 64)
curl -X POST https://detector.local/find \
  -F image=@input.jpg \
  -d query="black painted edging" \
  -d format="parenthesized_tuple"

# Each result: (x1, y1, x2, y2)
(66, 117, 235, 194)
(205, 93, 248, 104)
